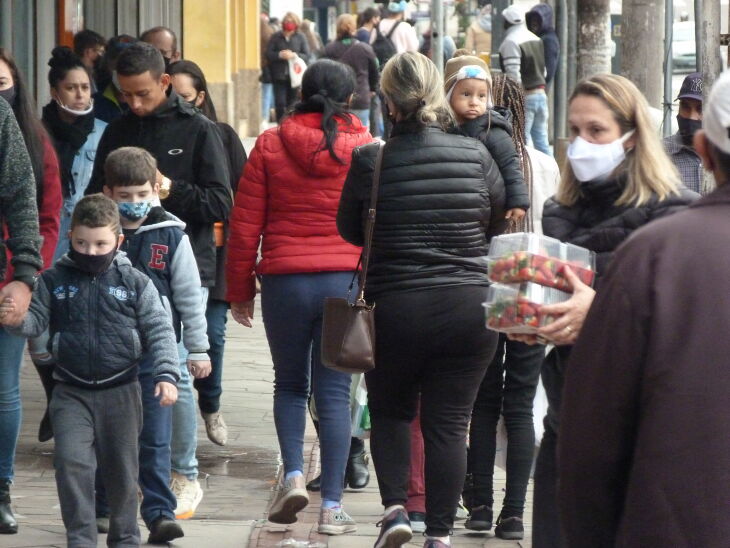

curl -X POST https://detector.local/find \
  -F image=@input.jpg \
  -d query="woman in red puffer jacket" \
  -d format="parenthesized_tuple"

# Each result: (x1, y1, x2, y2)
(226, 59, 372, 534)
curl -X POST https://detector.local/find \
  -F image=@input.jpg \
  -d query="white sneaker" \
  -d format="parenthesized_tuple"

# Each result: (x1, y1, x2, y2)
(318, 506, 357, 535)
(170, 471, 203, 520)
(202, 411, 228, 446)
(268, 475, 309, 524)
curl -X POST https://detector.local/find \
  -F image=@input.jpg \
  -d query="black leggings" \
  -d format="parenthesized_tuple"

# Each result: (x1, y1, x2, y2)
(273, 81, 298, 122)
(468, 335, 544, 516)
(365, 285, 498, 537)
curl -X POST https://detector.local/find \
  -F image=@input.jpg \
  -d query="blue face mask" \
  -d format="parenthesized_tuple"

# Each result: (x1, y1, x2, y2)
(118, 201, 152, 221)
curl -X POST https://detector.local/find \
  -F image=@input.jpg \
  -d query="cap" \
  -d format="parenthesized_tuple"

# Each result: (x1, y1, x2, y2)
(387, 1, 407, 14)
(676, 72, 703, 102)
(502, 6, 525, 25)
(703, 69, 730, 154)
(444, 55, 491, 94)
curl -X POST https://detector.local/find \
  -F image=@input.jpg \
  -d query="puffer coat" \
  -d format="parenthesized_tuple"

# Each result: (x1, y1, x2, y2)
(337, 121, 507, 298)
(226, 112, 372, 302)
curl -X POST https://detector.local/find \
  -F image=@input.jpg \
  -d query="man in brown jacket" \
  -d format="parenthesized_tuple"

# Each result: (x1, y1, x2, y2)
(558, 69, 730, 547)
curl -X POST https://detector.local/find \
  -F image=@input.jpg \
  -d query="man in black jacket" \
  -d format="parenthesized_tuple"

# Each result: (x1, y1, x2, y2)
(87, 42, 232, 289)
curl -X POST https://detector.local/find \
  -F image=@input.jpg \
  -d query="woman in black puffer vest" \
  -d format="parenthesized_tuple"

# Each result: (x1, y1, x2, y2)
(337, 51, 506, 547)
(527, 74, 698, 548)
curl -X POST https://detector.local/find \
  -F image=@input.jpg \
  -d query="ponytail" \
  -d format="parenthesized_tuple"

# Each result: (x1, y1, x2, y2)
(289, 59, 357, 165)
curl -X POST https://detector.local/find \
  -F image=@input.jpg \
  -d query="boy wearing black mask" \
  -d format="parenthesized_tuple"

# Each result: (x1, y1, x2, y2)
(663, 72, 704, 193)
(0, 194, 179, 547)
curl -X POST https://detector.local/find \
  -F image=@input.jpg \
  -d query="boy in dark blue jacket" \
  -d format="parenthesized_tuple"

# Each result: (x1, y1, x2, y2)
(98, 146, 211, 543)
(0, 194, 180, 547)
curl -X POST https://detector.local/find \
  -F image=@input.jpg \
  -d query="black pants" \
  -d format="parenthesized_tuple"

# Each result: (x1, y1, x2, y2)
(468, 335, 544, 516)
(273, 81, 298, 122)
(532, 347, 569, 548)
(366, 285, 498, 537)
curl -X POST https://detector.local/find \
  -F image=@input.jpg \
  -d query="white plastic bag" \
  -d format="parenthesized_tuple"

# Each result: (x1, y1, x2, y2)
(288, 55, 307, 88)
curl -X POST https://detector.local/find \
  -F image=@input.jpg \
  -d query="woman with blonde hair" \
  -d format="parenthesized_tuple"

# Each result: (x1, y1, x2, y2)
(523, 73, 698, 547)
(338, 51, 506, 548)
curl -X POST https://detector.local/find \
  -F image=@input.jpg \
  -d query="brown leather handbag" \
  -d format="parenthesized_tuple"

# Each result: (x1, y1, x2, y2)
(321, 142, 385, 374)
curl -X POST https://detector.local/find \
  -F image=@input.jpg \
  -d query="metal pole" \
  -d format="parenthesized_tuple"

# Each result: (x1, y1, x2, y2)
(567, 0, 577, 92)
(432, 0, 444, 75)
(694, 0, 703, 71)
(491, 0, 510, 70)
(555, 0, 568, 140)
(663, 0, 673, 137)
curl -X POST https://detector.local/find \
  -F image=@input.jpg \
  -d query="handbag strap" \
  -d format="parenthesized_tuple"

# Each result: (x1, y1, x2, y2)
(357, 142, 385, 302)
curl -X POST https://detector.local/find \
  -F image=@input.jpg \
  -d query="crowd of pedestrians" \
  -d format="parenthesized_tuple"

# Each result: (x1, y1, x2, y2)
(0, 2, 727, 548)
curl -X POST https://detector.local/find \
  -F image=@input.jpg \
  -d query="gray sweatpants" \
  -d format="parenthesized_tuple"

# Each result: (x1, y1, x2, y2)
(50, 381, 142, 548)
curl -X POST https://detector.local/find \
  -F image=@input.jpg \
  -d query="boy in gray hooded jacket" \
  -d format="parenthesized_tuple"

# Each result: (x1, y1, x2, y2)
(99, 146, 210, 543)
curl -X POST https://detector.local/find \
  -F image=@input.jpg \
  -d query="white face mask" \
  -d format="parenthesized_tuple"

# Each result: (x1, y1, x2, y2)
(55, 98, 94, 117)
(567, 130, 635, 183)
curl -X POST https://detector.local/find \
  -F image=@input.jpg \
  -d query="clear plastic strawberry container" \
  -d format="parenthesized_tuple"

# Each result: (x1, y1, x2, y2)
(487, 233, 596, 290)
(483, 282, 570, 334)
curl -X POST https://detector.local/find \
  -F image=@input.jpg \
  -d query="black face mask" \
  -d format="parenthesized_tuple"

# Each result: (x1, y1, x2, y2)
(0, 86, 17, 107)
(163, 56, 173, 73)
(677, 115, 702, 147)
(68, 247, 117, 275)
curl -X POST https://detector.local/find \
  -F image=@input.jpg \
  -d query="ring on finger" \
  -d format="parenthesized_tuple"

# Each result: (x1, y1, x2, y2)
(565, 325, 573, 334)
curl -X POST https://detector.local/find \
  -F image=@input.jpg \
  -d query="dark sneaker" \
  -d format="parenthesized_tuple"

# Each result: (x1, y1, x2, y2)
(495, 514, 524, 540)
(465, 505, 492, 531)
(408, 511, 426, 533)
(306, 474, 321, 492)
(346, 450, 370, 489)
(147, 517, 184, 544)
(374, 507, 412, 548)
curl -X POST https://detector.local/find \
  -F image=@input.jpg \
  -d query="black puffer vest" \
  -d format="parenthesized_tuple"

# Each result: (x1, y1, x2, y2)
(542, 175, 699, 278)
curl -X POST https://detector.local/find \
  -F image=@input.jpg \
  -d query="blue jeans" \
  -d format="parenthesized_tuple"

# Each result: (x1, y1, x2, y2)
(262, 82, 274, 122)
(171, 286, 208, 479)
(524, 91, 550, 155)
(96, 360, 176, 527)
(261, 272, 354, 503)
(194, 298, 228, 414)
(0, 328, 26, 481)
(351, 108, 370, 129)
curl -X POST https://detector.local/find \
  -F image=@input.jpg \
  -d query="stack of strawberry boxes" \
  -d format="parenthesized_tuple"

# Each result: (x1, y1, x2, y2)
(483, 233, 596, 334)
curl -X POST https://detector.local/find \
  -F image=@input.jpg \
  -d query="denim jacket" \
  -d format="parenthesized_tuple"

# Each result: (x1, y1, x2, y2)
(54, 118, 107, 261)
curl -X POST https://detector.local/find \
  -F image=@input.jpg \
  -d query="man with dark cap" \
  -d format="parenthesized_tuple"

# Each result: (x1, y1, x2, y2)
(663, 72, 704, 193)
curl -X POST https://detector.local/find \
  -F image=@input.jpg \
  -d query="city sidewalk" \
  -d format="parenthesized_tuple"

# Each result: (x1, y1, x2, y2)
(3, 305, 532, 548)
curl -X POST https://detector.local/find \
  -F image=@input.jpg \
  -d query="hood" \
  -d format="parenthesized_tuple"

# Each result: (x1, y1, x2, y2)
(458, 108, 514, 138)
(132, 206, 186, 234)
(476, 13, 492, 33)
(278, 112, 370, 177)
(526, 4, 554, 34)
(57, 250, 132, 272)
(129, 89, 197, 123)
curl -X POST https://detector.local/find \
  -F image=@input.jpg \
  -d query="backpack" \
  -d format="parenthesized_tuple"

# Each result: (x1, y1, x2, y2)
(372, 21, 401, 68)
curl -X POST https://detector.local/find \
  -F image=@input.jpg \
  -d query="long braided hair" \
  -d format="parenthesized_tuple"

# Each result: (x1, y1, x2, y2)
(491, 74, 534, 232)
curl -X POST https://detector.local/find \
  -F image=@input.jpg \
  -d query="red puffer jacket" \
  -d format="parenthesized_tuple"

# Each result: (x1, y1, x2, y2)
(226, 112, 372, 302)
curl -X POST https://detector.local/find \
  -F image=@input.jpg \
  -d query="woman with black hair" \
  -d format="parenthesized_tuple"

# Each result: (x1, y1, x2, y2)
(42, 46, 107, 261)
(226, 59, 372, 535)
(169, 59, 247, 447)
(0, 47, 62, 534)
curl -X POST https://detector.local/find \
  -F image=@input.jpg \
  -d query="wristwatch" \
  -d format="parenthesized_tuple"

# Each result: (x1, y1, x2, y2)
(159, 177, 172, 199)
